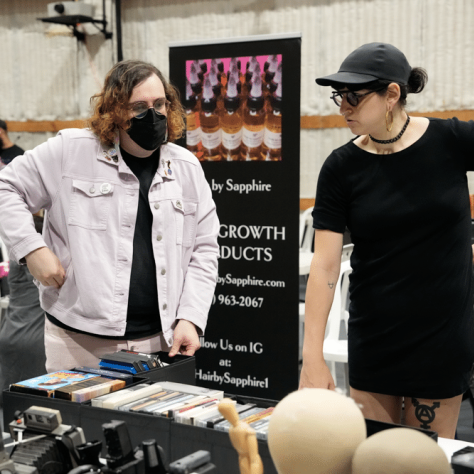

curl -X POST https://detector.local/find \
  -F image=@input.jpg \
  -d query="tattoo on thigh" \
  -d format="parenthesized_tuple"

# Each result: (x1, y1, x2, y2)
(411, 398, 440, 429)
(328, 281, 335, 289)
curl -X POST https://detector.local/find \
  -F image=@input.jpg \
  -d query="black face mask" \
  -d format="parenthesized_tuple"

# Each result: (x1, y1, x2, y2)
(127, 108, 168, 150)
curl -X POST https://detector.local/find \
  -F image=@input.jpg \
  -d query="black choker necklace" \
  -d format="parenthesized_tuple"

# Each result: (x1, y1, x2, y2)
(370, 115, 411, 144)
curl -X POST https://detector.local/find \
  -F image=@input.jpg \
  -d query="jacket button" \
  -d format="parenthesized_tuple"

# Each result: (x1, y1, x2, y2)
(156, 235, 162, 241)
(161, 268, 166, 275)
(100, 183, 112, 194)
(154, 202, 160, 209)
(162, 303, 167, 310)
(89, 187, 95, 194)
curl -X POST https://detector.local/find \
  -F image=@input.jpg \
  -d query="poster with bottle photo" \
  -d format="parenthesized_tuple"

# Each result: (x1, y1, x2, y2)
(184, 55, 282, 162)
(170, 34, 301, 400)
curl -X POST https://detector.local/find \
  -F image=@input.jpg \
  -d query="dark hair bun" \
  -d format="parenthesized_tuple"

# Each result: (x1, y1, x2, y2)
(407, 67, 428, 94)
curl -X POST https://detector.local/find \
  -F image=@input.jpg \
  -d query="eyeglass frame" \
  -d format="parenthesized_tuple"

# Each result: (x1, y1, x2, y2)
(330, 86, 387, 107)
(128, 97, 170, 119)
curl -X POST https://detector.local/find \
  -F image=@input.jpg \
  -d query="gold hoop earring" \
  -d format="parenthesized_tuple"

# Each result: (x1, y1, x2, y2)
(386, 110, 394, 132)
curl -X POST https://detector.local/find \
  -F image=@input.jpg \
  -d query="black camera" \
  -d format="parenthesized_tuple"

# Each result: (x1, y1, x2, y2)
(1, 408, 215, 474)
(6, 406, 87, 474)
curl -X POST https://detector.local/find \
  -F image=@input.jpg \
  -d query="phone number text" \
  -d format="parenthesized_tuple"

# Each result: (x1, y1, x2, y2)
(212, 294, 264, 308)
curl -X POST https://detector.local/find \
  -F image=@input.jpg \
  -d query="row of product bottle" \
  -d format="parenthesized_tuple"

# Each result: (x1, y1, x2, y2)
(184, 55, 282, 161)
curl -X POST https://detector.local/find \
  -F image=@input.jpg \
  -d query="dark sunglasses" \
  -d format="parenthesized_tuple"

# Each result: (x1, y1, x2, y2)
(330, 87, 385, 107)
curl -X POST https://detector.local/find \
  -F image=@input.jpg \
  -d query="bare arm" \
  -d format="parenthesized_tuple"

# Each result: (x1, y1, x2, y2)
(299, 229, 343, 390)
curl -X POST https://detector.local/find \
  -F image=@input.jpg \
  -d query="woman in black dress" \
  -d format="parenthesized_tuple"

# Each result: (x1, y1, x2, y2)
(299, 42, 474, 439)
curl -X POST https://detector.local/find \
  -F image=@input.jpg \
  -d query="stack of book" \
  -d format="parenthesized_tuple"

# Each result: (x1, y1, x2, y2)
(90, 381, 274, 440)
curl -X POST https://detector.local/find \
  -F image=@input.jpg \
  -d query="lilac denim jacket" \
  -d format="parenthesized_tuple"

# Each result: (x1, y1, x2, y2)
(0, 129, 219, 346)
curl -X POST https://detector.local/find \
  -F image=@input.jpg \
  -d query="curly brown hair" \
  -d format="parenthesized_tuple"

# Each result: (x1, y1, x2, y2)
(87, 60, 185, 147)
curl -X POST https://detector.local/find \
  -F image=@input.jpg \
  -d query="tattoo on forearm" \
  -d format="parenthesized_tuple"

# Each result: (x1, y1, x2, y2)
(328, 281, 335, 289)
(411, 398, 440, 429)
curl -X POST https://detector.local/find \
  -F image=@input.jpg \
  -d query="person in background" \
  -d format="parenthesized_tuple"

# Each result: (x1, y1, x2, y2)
(0, 60, 219, 372)
(299, 42, 474, 439)
(0, 215, 46, 407)
(0, 120, 24, 166)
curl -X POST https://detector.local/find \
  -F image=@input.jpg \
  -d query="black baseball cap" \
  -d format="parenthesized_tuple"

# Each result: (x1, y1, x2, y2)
(316, 42, 411, 87)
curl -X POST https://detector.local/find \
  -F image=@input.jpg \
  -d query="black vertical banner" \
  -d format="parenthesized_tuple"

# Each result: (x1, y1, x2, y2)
(169, 33, 301, 400)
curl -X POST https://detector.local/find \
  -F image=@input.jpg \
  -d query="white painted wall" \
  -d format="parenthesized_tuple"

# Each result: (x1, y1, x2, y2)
(2, 0, 474, 197)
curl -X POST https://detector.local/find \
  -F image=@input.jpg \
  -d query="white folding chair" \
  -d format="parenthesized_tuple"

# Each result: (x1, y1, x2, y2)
(341, 243, 354, 262)
(300, 207, 314, 260)
(299, 208, 315, 274)
(299, 208, 315, 360)
(299, 207, 314, 253)
(322, 259, 352, 393)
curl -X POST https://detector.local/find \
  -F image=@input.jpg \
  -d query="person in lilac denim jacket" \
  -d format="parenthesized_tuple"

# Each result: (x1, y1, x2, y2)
(0, 60, 219, 371)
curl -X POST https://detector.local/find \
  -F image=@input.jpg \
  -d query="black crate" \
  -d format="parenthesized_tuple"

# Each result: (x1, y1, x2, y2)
(2, 353, 195, 436)
(3, 389, 83, 432)
(3, 379, 438, 474)
(145, 353, 195, 384)
(80, 404, 172, 457)
(170, 422, 275, 474)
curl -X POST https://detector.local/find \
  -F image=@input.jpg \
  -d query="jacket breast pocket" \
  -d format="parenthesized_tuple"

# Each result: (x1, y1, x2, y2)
(172, 199, 197, 247)
(68, 180, 113, 230)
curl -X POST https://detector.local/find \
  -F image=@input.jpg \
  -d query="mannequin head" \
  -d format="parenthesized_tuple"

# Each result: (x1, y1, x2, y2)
(267, 389, 366, 474)
(352, 427, 451, 474)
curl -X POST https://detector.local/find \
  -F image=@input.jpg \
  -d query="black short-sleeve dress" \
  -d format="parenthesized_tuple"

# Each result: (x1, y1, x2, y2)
(313, 117, 474, 399)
